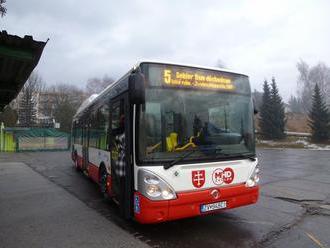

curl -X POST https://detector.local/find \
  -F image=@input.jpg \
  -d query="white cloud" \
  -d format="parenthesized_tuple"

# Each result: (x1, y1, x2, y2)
(2, 0, 330, 100)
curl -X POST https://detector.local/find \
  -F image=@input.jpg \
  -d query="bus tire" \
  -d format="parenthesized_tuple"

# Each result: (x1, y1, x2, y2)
(99, 165, 108, 198)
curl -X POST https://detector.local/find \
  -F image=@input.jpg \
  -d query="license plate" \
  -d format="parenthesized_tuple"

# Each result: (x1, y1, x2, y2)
(200, 201, 227, 213)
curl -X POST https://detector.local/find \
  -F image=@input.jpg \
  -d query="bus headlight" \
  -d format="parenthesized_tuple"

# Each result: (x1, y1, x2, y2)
(246, 165, 260, 187)
(146, 185, 161, 197)
(138, 169, 177, 201)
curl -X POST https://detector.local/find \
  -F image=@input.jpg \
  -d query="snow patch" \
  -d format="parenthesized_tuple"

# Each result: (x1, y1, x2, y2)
(258, 137, 330, 150)
(295, 138, 330, 150)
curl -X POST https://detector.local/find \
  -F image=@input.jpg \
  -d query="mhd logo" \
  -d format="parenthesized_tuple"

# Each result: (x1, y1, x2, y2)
(192, 170, 205, 188)
(212, 168, 234, 185)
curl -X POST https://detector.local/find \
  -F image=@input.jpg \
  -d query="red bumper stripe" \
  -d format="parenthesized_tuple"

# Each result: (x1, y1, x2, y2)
(134, 184, 259, 224)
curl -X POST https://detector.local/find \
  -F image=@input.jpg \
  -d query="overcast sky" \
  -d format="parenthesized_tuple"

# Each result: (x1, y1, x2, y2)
(2, 0, 330, 100)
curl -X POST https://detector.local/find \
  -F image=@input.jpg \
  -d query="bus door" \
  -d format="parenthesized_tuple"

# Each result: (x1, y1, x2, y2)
(110, 93, 133, 218)
(82, 122, 89, 172)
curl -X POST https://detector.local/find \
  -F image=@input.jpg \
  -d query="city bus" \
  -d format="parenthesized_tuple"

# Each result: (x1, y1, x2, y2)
(71, 61, 260, 224)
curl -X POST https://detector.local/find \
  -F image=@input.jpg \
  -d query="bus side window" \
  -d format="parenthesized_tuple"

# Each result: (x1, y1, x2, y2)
(111, 102, 121, 133)
(98, 103, 109, 150)
(89, 109, 97, 148)
(76, 121, 82, 145)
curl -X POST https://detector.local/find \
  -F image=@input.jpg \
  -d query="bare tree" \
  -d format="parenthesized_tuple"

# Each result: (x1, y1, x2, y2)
(48, 84, 86, 132)
(297, 60, 330, 113)
(85, 75, 114, 95)
(0, 105, 18, 127)
(17, 73, 43, 127)
(49, 84, 85, 108)
(0, 0, 6, 17)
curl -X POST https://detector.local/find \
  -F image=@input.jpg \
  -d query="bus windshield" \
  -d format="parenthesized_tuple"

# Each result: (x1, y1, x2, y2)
(137, 88, 255, 164)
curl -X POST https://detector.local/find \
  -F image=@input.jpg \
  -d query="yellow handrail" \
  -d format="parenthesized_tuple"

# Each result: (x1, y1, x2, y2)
(148, 131, 201, 153)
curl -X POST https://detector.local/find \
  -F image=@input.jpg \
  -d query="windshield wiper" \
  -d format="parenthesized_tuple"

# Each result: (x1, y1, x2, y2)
(164, 149, 198, 170)
(235, 154, 257, 161)
(215, 153, 256, 161)
(163, 147, 224, 170)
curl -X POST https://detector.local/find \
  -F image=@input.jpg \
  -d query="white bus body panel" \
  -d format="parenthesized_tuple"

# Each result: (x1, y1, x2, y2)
(88, 147, 111, 174)
(73, 144, 111, 174)
(134, 159, 257, 192)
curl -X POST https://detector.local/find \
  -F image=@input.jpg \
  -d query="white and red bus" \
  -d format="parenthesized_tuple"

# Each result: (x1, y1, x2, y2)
(71, 61, 260, 223)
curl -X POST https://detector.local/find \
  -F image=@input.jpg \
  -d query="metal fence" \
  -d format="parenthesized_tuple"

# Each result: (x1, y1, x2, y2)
(0, 125, 69, 152)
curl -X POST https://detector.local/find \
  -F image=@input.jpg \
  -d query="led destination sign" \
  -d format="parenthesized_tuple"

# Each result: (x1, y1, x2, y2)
(163, 69, 234, 90)
(144, 63, 250, 93)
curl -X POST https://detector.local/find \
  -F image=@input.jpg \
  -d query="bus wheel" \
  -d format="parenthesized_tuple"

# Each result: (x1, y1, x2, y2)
(99, 166, 108, 197)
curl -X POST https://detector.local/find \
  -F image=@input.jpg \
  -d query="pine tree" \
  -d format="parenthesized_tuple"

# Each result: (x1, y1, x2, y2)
(270, 77, 286, 139)
(308, 84, 330, 142)
(259, 80, 273, 139)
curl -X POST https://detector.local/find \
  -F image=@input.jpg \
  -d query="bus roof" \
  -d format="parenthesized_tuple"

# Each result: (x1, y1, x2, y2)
(74, 69, 133, 119)
(74, 61, 248, 118)
(135, 60, 249, 77)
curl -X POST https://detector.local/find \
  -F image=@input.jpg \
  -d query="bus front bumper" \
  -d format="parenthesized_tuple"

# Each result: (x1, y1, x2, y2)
(134, 184, 259, 224)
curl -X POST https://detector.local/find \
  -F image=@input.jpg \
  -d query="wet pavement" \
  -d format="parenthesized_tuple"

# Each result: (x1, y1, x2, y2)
(0, 161, 150, 248)
(0, 149, 329, 248)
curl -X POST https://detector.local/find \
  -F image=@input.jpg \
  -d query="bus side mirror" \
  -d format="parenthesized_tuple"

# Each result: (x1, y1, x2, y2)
(129, 72, 145, 104)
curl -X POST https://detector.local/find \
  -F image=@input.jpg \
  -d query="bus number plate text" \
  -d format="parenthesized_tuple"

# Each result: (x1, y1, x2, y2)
(200, 201, 227, 213)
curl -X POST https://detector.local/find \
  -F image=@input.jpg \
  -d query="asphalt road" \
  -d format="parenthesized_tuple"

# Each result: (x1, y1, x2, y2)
(0, 149, 329, 248)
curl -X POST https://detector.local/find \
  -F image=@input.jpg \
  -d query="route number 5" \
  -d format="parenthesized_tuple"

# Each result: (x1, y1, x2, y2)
(164, 70, 171, 84)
